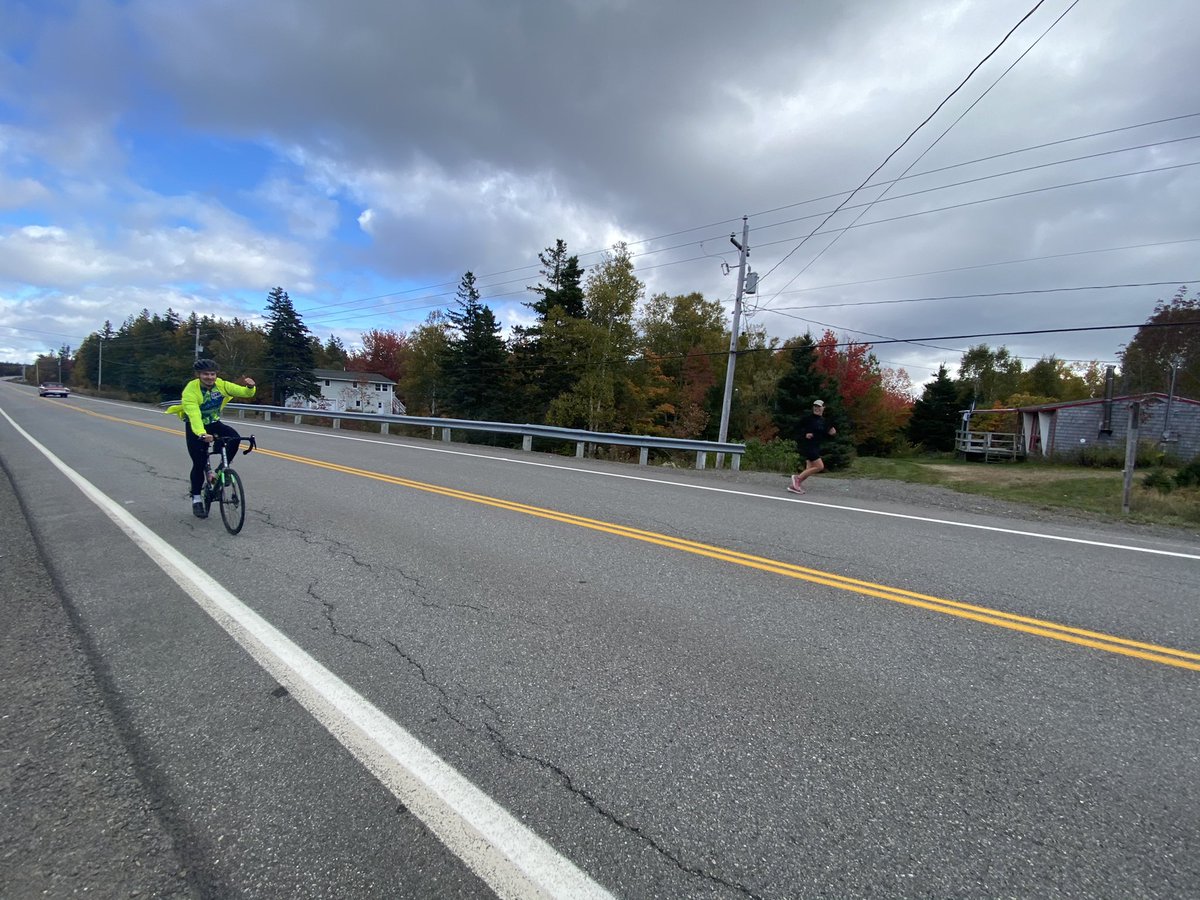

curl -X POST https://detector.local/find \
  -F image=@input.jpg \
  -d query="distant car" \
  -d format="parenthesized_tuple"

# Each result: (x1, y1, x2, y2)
(39, 382, 70, 397)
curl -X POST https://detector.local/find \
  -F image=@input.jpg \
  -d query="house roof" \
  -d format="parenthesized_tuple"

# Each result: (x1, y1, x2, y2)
(312, 367, 395, 385)
(1014, 391, 1199, 413)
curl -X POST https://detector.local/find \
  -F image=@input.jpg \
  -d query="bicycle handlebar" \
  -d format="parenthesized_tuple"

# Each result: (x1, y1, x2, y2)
(206, 434, 256, 456)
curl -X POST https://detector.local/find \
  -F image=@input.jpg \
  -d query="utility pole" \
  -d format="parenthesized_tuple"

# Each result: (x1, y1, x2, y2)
(1162, 355, 1183, 442)
(98, 338, 104, 391)
(716, 216, 749, 467)
(1121, 401, 1141, 515)
(194, 324, 201, 361)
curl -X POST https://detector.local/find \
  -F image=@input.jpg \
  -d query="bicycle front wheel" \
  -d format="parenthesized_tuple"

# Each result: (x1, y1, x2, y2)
(218, 468, 246, 535)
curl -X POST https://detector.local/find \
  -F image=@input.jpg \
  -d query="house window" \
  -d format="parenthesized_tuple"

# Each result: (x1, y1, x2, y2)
(324, 380, 330, 387)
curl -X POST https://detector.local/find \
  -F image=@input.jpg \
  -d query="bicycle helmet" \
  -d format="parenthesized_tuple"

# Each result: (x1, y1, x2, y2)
(193, 358, 219, 372)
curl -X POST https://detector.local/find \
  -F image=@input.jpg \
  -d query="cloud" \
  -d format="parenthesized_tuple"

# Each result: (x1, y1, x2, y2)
(0, 0, 1196, 383)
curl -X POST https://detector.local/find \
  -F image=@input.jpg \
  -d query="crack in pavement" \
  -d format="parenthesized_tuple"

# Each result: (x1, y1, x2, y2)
(307, 582, 373, 648)
(478, 720, 765, 900)
(382, 638, 473, 731)
(382, 639, 761, 899)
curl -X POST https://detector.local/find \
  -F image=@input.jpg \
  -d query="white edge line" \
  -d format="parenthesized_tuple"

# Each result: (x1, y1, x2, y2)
(234, 417, 1200, 563)
(0, 406, 614, 900)
(77, 394, 1200, 561)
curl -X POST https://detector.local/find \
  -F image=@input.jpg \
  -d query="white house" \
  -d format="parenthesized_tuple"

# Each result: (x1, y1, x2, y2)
(288, 368, 405, 415)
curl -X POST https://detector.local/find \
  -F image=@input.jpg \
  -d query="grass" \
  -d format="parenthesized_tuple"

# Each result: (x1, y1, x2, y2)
(834, 456, 1200, 530)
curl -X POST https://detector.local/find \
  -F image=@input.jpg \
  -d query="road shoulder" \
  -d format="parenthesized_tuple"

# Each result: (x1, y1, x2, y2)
(0, 460, 196, 898)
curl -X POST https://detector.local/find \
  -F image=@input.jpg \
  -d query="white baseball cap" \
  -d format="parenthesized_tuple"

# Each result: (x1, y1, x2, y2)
(812, 399, 825, 407)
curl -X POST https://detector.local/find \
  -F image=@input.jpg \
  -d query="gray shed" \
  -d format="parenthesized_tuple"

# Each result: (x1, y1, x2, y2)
(1017, 392, 1200, 462)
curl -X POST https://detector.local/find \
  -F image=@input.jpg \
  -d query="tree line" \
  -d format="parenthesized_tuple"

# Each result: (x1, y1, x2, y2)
(19, 241, 1196, 466)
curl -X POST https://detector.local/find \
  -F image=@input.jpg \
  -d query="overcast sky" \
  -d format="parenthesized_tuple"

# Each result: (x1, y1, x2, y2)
(2, 0, 1197, 388)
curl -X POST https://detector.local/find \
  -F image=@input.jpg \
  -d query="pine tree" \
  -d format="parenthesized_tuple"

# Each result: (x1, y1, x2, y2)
(526, 239, 585, 321)
(264, 287, 318, 405)
(772, 335, 854, 469)
(444, 271, 509, 422)
(907, 365, 961, 451)
(317, 334, 350, 370)
(512, 240, 587, 421)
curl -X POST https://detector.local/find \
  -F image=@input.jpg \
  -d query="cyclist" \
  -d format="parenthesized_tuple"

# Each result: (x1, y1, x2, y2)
(166, 359, 256, 518)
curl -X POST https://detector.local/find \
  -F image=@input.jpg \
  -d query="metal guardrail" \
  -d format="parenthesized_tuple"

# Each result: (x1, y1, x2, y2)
(226, 403, 746, 470)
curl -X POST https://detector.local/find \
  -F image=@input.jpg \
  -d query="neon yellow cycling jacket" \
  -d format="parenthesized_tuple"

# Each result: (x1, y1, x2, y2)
(166, 377, 256, 438)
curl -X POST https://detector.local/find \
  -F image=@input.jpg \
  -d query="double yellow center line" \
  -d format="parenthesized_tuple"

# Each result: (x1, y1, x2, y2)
(263, 446, 1200, 672)
(66, 403, 1200, 672)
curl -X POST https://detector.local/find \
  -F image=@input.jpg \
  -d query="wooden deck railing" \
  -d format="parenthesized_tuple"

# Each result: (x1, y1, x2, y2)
(955, 430, 1023, 461)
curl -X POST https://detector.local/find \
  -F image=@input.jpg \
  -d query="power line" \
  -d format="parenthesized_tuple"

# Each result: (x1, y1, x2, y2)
(760, 238, 1200, 297)
(745, 112, 1200, 223)
(769, 280, 1199, 312)
(304, 153, 1200, 329)
(749, 135, 1200, 247)
(367, 320, 1198, 379)
(747, 161, 1200, 253)
(303, 152, 1200, 329)
(297, 123, 1200, 326)
(754, 0, 1053, 291)
(754, 0, 1082, 312)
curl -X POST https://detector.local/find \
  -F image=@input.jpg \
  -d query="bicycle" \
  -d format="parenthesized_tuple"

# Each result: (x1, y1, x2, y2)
(202, 435, 256, 535)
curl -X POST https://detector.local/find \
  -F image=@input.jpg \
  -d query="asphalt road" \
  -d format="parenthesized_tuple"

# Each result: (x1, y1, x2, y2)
(1, 382, 1197, 899)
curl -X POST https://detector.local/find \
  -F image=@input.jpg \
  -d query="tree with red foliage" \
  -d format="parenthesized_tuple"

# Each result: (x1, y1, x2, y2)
(813, 330, 913, 455)
(347, 329, 408, 384)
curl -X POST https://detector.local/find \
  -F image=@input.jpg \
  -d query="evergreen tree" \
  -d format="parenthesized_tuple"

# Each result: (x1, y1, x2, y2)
(512, 239, 587, 421)
(772, 334, 853, 469)
(318, 335, 350, 369)
(526, 239, 585, 321)
(907, 365, 961, 451)
(264, 287, 318, 405)
(444, 271, 509, 422)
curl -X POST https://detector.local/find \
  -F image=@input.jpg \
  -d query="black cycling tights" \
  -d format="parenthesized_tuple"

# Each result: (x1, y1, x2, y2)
(185, 421, 242, 496)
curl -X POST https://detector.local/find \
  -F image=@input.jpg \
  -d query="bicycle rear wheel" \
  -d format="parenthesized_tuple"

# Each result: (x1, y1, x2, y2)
(218, 468, 246, 535)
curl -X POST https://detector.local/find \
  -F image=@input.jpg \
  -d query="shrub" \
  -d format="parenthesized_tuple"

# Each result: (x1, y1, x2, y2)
(1077, 441, 1162, 469)
(1175, 459, 1200, 489)
(742, 438, 802, 474)
(1142, 468, 1175, 495)
(886, 440, 924, 459)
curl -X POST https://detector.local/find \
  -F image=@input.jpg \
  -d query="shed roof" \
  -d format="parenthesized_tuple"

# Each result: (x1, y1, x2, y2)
(1014, 391, 1199, 413)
